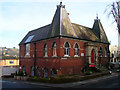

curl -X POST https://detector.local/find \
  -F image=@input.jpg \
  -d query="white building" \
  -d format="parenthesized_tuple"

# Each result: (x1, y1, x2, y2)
(109, 45, 120, 63)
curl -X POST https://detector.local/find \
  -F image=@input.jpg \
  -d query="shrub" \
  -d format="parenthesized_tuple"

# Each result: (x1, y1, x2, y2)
(17, 71, 21, 76)
(85, 70, 93, 75)
(15, 71, 18, 76)
(58, 75, 65, 78)
(23, 72, 28, 76)
(27, 76, 38, 82)
(26, 71, 110, 84)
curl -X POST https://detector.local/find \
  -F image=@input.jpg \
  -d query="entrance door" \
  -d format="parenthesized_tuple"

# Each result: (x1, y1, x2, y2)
(90, 49, 95, 67)
(91, 49, 94, 63)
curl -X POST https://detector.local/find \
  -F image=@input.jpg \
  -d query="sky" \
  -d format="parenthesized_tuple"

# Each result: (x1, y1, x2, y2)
(0, 0, 118, 48)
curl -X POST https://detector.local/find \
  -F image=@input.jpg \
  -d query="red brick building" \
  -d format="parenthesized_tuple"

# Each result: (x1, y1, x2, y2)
(19, 2, 109, 77)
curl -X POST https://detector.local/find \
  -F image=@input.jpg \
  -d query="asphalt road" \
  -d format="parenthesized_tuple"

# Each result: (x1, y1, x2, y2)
(1, 79, 47, 88)
(74, 73, 120, 88)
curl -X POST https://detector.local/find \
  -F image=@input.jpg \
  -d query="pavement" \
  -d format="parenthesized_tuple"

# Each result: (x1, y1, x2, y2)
(2, 72, 120, 88)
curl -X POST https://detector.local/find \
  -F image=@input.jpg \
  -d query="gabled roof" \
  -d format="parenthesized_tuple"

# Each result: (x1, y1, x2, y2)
(19, 2, 109, 45)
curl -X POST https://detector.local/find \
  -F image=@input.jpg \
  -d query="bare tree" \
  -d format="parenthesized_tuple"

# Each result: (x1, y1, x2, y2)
(105, 1, 120, 63)
(112, 1, 120, 34)
(105, 1, 120, 34)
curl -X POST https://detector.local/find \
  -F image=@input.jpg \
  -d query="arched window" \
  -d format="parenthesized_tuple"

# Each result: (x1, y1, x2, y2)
(31, 67, 34, 76)
(52, 69, 57, 77)
(105, 47, 107, 57)
(99, 47, 102, 57)
(52, 42, 57, 56)
(44, 44, 47, 57)
(37, 67, 40, 77)
(25, 44, 30, 56)
(44, 68, 48, 78)
(74, 43, 79, 56)
(64, 42, 70, 56)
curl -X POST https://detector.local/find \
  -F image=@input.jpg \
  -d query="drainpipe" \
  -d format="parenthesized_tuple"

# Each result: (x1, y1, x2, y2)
(107, 44, 110, 69)
(34, 43, 36, 76)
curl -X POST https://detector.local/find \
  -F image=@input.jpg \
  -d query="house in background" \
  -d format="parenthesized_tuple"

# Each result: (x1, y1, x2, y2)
(19, 2, 110, 77)
(109, 45, 120, 63)
(109, 45, 120, 69)
(0, 47, 19, 77)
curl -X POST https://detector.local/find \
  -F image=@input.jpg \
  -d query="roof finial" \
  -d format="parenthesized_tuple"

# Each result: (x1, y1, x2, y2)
(58, 1, 65, 8)
(60, 1, 62, 5)
(96, 13, 98, 19)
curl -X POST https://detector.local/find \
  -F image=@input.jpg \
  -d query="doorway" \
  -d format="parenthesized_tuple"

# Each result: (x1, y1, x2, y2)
(90, 49, 95, 67)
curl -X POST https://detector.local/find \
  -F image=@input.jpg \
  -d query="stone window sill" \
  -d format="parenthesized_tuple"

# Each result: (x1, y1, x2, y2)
(74, 55, 80, 57)
(52, 56, 57, 57)
(64, 55, 70, 57)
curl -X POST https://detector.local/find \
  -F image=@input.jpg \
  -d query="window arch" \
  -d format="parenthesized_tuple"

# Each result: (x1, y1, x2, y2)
(74, 43, 79, 56)
(64, 42, 70, 56)
(105, 47, 107, 57)
(52, 42, 57, 56)
(44, 44, 47, 57)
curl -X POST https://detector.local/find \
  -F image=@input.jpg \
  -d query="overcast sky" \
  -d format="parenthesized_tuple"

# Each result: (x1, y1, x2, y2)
(0, 0, 118, 48)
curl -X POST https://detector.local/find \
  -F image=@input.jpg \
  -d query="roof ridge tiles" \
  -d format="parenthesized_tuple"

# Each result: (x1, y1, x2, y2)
(72, 23, 92, 30)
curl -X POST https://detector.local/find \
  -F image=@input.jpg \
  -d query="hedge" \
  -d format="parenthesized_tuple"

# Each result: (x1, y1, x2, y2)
(27, 71, 111, 84)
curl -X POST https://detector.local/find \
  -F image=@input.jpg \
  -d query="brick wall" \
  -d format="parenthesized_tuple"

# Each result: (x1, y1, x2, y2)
(19, 37, 109, 76)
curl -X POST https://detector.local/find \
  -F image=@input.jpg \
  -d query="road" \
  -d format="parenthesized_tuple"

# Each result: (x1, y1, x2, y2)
(1, 73, 120, 88)
(74, 73, 120, 88)
(1, 78, 47, 88)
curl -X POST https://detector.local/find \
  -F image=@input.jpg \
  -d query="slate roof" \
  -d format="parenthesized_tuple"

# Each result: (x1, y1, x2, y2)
(19, 24, 51, 44)
(92, 19, 109, 43)
(19, 2, 109, 45)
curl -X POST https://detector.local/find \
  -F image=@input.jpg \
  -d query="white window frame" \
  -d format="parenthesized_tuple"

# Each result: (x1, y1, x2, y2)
(64, 47, 69, 56)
